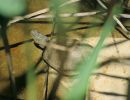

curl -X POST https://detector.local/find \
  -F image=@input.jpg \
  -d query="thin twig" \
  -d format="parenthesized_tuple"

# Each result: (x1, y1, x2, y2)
(32, 11, 100, 19)
(8, 0, 80, 26)
(8, 11, 101, 25)
(113, 15, 129, 32)
(116, 27, 130, 40)
(8, 8, 49, 26)
(0, 17, 17, 99)
(120, 14, 130, 18)
(60, 0, 80, 7)
(96, 0, 107, 9)
(44, 66, 49, 100)
(0, 39, 33, 51)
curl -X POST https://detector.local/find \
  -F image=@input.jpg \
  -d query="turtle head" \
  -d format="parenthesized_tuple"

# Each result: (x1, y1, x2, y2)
(31, 30, 49, 49)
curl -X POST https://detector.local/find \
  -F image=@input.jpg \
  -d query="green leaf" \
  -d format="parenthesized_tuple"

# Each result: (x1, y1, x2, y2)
(64, 1, 123, 100)
(0, 0, 26, 17)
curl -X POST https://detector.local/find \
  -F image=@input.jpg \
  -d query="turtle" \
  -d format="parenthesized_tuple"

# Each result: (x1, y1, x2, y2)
(31, 30, 93, 75)
(31, 30, 93, 99)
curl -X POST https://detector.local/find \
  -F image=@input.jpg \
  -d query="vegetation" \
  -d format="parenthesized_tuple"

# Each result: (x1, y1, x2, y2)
(0, 0, 130, 100)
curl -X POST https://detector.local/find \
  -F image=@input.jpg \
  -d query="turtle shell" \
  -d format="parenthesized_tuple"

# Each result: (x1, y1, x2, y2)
(43, 37, 93, 75)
